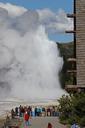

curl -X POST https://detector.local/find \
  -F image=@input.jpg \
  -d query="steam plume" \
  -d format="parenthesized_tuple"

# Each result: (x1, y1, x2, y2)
(0, 3, 69, 101)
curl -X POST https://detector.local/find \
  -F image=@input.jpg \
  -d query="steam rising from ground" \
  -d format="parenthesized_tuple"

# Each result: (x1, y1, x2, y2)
(0, 3, 70, 102)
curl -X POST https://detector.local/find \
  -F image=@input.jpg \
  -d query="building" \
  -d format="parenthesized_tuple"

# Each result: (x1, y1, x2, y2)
(66, 0, 85, 92)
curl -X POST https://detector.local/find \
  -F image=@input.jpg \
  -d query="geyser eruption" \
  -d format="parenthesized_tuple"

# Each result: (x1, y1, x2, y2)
(0, 4, 69, 102)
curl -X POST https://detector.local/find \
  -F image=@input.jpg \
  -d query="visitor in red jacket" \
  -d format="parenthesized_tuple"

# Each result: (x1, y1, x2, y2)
(47, 123, 53, 128)
(24, 111, 30, 128)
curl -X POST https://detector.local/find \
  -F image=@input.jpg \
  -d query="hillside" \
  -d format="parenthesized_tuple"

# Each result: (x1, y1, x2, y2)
(57, 42, 74, 89)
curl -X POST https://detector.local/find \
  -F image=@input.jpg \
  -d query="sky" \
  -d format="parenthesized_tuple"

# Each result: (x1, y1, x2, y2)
(0, 0, 73, 43)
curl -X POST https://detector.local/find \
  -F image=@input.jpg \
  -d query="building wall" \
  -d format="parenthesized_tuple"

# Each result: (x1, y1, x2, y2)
(76, 0, 85, 86)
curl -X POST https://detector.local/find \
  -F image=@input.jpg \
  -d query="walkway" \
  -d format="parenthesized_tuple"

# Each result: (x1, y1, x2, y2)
(20, 117, 67, 128)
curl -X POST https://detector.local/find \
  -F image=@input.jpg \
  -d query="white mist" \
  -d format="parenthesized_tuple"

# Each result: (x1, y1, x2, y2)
(0, 5, 67, 102)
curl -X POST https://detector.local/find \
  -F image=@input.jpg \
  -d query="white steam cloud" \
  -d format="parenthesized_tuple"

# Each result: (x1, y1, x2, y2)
(0, 2, 27, 17)
(37, 8, 73, 33)
(0, 3, 69, 102)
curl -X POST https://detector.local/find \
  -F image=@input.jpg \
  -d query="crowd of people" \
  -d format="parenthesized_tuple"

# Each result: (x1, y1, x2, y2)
(10, 105, 59, 128)
(10, 105, 80, 128)
(11, 105, 59, 119)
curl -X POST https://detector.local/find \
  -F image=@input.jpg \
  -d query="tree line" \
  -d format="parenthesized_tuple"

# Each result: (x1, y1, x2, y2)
(58, 93, 85, 127)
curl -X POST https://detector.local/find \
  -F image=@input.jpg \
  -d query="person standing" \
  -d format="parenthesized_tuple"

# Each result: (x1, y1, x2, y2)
(24, 111, 30, 128)
(47, 123, 53, 128)
(32, 106, 35, 117)
(71, 122, 80, 128)
(11, 109, 15, 119)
